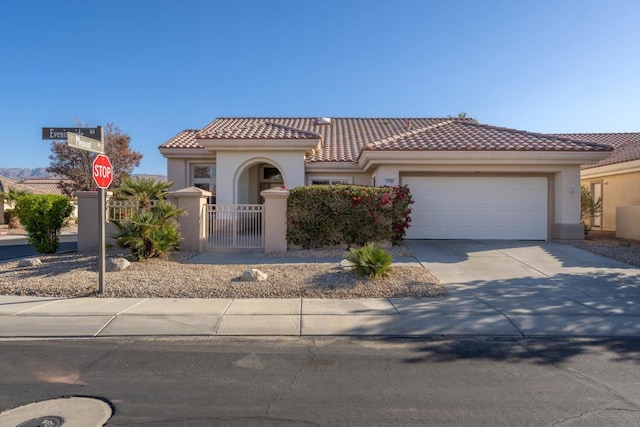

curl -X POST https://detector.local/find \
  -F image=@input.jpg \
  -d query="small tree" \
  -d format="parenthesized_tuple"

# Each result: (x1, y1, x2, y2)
(47, 123, 143, 195)
(14, 195, 73, 254)
(580, 185, 603, 234)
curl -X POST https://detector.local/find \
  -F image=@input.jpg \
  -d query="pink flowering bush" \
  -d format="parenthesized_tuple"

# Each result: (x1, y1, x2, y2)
(287, 184, 413, 248)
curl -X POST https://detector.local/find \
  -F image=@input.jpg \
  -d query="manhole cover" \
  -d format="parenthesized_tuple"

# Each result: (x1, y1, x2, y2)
(17, 415, 64, 427)
(0, 397, 111, 426)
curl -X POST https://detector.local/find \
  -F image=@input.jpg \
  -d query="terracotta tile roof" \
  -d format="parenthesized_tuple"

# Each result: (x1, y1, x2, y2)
(555, 133, 640, 169)
(0, 176, 45, 195)
(160, 118, 613, 162)
(198, 121, 320, 140)
(159, 130, 202, 149)
(19, 179, 70, 196)
(365, 120, 613, 153)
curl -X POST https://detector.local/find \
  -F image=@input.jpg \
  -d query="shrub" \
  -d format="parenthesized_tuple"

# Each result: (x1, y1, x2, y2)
(14, 194, 73, 254)
(287, 185, 413, 248)
(112, 200, 184, 261)
(4, 209, 20, 229)
(580, 185, 602, 234)
(345, 242, 393, 279)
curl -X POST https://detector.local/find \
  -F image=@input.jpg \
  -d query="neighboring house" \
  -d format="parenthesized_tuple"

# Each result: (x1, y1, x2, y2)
(1, 176, 40, 224)
(0, 176, 77, 223)
(557, 133, 640, 232)
(159, 117, 611, 241)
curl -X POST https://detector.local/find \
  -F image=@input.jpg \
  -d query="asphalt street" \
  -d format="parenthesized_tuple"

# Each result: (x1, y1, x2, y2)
(1, 337, 640, 426)
(0, 242, 77, 261)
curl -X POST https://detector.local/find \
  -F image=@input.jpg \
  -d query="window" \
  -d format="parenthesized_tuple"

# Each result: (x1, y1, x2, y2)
(190, 164, 216, 203)
(308, 176, 353, 185)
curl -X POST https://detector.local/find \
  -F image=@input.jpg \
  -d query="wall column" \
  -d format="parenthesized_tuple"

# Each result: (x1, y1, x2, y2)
(167, 187, 212, 253)
(76, 191, 116, 253)
(261, 187, 289, 254)
(552, 169, 584, 240)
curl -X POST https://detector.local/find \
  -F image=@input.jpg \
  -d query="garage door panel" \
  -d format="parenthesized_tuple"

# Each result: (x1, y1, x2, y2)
(403, 176, 548, 240)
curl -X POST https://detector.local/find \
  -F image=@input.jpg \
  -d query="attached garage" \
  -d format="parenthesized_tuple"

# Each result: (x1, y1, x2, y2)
(403, 176, 548, 240)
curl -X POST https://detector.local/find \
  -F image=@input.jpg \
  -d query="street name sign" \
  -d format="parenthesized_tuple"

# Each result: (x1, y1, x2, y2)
(67, 132, 105, 154)
(93, 155, 113, 189)
(42, 127, 102, 141)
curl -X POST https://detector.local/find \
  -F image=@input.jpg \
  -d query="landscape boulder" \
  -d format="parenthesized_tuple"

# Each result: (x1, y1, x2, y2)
(107, 257, 131, 272)
(337, 259, 354, 271)
(240, 269, 268, 282)
(18, 258, 42, 267)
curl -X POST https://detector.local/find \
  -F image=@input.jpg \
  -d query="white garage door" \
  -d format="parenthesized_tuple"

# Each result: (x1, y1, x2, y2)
(403, 176, 548, 240)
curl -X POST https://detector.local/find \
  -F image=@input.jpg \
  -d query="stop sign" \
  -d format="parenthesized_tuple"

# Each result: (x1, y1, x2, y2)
(93, 154, 113, 189)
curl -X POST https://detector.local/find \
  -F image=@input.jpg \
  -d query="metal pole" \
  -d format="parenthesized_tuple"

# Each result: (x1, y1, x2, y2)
(98, 187, 105, 294)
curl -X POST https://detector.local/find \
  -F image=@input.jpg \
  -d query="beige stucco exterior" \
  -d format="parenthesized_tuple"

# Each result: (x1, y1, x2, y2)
(580, 160, 640, 231)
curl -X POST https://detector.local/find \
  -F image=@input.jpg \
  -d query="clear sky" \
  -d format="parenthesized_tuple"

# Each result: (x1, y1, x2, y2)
(1, 0, 638, 175)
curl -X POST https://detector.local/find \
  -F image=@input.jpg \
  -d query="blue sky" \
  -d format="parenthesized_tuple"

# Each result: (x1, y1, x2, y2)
(1, 0, 638, 175)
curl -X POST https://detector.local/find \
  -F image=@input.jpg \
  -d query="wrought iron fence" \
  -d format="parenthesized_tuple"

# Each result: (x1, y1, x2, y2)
(205, 204, 264, 248)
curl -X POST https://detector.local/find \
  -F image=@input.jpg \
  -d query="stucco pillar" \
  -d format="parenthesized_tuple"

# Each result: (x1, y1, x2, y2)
(552, 169, 584, 240)
(167, 187, 211, 253)
(261, 187, 289, 254)
(76, 191, 117, 253)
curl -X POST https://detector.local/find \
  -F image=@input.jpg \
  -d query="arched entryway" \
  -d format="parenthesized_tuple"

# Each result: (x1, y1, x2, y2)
(235, 160, 285, 204)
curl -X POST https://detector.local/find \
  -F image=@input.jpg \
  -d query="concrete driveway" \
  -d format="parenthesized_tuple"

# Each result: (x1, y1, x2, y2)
(404, 240, 640, 336)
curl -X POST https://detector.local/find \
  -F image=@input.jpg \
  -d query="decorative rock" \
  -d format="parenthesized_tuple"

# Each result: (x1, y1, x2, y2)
(107, 257, 131, 272)
(337, 259, 354, 271)
(18, 258, 42, 267)
(240, 269, 268, 282)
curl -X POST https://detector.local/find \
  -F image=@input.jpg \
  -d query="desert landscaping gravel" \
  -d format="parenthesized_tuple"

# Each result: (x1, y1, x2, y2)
(567, 231, 640, 268)
(0, 247, 447, 299)
(1, 232, 638, 299)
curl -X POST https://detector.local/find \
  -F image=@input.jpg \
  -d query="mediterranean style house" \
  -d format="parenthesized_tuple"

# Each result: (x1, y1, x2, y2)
(159, 117, 612, 241)
(557, 132, 640, 233)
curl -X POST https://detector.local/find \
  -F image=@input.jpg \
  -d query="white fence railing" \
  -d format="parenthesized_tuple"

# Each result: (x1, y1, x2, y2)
(205, 204, 264, 248)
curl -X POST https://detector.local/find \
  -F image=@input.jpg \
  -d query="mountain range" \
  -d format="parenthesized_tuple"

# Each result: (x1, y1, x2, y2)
(0, 168, 166, 181)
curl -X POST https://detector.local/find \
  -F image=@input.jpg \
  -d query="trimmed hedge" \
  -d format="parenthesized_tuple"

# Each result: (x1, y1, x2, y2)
(287, 185, 413, 248)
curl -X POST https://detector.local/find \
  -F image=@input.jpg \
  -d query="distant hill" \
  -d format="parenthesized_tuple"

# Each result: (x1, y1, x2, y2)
(0, 167, 53, 180)
(0, 168, 166, 182)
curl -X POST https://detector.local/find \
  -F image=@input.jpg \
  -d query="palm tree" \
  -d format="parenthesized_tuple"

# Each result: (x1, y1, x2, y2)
(115, 176, 173, 209)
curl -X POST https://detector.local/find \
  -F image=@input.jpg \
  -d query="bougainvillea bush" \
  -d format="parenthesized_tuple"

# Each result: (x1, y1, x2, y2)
(287, 184, 413, 248)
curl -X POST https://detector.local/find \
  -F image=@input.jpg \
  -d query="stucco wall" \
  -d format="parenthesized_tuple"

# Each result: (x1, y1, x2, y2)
(216, 151, 306, 204)
(581, 171, 640, 231)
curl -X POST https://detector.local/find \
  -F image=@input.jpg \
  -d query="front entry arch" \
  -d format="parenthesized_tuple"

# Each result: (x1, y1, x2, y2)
(235, 159, 285, 204)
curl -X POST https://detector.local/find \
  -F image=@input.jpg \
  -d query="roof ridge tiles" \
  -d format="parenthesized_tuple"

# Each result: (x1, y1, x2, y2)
(367, 120, 457, 148)
(459, 121, 614, 151)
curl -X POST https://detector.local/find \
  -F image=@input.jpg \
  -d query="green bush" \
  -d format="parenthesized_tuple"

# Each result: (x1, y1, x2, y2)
(345, 242, 393, 279)
(112, 200, 184, 261)
(14, 195, 73, 254)
(287, 185, 413, 248)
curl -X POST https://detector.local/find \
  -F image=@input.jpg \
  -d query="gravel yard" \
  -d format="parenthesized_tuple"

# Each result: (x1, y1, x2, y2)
(0, 246, 447, 299)
(566, 231, 640, 268)
(1, 232, 638, 299)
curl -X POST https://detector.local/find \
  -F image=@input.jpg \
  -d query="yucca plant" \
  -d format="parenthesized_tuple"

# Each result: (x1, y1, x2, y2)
(345, 242, 393, 280)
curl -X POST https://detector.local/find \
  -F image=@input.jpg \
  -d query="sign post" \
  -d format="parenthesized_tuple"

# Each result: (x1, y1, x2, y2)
(93, 154, 113, 294)
(43, 125, 110, 294)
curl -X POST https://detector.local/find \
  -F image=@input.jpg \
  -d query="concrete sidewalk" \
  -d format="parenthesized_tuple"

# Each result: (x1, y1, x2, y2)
(1, 294, 639, 338)
(1, 239, 639, 339)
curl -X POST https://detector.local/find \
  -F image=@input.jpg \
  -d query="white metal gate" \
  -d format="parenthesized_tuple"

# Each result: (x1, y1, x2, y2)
(205, 204, 264, 248)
